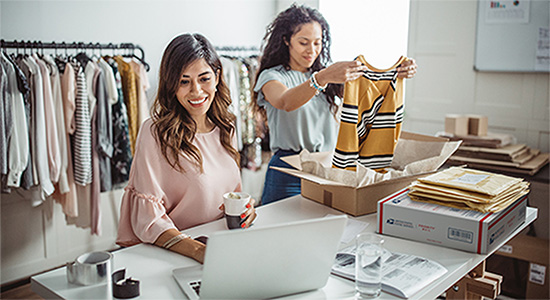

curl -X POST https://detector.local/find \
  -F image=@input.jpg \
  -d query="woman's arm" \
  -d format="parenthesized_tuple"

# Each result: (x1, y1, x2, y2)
(154, 228, 206, 263)
(261, 61, 366, 112)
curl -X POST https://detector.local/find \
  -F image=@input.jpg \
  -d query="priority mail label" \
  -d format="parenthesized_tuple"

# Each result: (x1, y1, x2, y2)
(529, 263, 546, 285)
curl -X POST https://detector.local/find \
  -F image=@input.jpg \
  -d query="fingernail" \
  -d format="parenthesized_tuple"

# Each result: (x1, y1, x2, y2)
(246, 204, 251, 209)
(241, 213, 246, 218)
(241, 223, 247, 228)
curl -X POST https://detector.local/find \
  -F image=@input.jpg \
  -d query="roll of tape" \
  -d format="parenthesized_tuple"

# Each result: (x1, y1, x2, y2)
(112, 269, 140, 299)
(66, 251, 113, 286)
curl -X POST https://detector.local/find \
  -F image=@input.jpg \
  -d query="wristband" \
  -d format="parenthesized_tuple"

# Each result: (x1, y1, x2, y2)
(162, 233, 190, 249)
(309, 71, 327, 95)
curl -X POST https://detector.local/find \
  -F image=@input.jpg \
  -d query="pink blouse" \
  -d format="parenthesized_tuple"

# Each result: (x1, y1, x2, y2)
(116, 119, 241, 247)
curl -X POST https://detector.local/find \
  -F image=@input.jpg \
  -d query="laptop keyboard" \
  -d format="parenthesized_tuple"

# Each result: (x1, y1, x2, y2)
(190, 280, 201, 295)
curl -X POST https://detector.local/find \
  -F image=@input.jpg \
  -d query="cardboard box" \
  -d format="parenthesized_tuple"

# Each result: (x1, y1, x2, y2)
(273, 132, 451, 216)
(493, 233, 549, 299)
(467, 114, 488, 136)
(445, 114, 469, 136)
(377, 188, 528, 254)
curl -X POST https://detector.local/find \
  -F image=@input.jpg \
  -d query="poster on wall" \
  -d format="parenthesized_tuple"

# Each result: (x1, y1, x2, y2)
(485, 0, 530, 24)
(535, 27, 550, 71)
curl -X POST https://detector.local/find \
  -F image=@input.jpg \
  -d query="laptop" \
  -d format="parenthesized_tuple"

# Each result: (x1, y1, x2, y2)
(172, 215, 348, 299)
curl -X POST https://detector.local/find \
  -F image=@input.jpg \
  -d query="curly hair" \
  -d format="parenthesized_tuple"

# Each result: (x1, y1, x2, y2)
(151, 33, 239, 173)
(253, 3, 343, 115)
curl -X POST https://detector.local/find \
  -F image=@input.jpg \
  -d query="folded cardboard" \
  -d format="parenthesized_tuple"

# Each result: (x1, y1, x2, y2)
(437, 131, 516, 148)
(448, 152, 549, 176)
(377, 188, 528, 254)
(272, 132, 451, 216)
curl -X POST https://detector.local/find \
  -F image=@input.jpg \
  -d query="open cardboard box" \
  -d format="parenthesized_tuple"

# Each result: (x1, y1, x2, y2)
(272, 132, 453, 216)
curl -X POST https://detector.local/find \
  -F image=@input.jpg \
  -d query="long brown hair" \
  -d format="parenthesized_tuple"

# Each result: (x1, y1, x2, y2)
(253, 4, 343, 116)
(151, 33, 239, 172)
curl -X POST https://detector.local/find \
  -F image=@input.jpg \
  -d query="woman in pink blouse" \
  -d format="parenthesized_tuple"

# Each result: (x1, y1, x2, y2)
(117, 33, 256, 263)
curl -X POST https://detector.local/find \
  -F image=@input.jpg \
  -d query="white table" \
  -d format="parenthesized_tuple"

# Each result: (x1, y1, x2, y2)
(31, 195, 538, 299)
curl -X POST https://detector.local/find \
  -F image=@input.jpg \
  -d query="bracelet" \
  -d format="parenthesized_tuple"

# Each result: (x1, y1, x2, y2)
(162, 233, 190, 249)
(309, 71, 327, 95)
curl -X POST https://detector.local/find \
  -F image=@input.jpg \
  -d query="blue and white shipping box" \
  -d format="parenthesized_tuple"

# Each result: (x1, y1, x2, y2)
(377, 188, 527, 254)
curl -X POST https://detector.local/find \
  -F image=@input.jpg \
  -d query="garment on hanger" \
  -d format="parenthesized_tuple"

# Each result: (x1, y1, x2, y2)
(104, 56, 133, 188)
(332, 55, 407, 171)
(0, 41, 144, 234)
(0, 53, 28, 191)
(114, 56, 140, 154)
(218, 50, 264, 171)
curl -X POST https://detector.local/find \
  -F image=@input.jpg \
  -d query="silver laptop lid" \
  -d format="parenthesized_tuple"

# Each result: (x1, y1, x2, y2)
(200, 215, 348, 299)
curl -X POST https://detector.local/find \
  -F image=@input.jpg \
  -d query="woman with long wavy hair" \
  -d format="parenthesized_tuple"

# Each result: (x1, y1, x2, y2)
(117, 33, 256, 263)
(254, 4, 417, 205)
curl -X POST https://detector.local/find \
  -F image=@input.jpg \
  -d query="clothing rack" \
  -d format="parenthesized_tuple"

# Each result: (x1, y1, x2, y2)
(215, 45, 260, 57)
(0, 39, 150, 71)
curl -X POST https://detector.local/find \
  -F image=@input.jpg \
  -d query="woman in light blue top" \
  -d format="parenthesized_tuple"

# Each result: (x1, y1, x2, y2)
(254, 4, 417, 205)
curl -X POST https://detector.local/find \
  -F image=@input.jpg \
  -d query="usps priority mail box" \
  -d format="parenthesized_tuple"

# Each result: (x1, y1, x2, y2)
(377, 188, 527, 254)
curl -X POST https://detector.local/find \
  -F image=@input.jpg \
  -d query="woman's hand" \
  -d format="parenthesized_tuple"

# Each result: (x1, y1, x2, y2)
(218, 198, 257, 229)
(315, 61, 367, 86)
(240, 198, 257, 228)
(396, 58, 417, 79)
(190, 239, 206, 264)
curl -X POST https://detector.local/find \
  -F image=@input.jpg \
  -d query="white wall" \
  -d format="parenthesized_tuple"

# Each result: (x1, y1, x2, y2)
(0, 0, 278, 284)
(321, 0, 410, 67)
(405, 0, 549, 153)
(1, 0, 276, 108)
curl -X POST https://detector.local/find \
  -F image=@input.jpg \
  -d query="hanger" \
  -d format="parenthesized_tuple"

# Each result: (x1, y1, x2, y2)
(120, 43, 150, 71)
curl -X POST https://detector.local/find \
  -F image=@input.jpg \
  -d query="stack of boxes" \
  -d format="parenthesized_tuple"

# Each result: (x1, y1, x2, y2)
(442, 114, 549, 176)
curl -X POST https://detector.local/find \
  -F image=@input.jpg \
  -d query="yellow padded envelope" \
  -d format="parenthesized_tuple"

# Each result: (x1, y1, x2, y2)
(416, 166, 523, 196)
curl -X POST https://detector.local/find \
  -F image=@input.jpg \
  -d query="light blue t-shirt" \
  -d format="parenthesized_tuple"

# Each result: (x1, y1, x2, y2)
(254, 65, 338, 153)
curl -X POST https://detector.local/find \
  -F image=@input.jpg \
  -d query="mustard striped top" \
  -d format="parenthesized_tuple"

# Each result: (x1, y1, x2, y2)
(332, 55, 406, 171)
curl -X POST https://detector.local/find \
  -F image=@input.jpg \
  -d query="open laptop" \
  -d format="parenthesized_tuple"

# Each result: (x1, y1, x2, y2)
(172, 215, 348, 299)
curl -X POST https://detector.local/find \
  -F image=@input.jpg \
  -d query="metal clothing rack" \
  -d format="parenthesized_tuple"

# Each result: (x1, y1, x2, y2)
(0, 39, 150, 71)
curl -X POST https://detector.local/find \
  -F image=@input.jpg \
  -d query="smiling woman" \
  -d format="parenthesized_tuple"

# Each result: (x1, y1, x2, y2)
(175, 60, 219, 133)
(116, 33, 257, 263)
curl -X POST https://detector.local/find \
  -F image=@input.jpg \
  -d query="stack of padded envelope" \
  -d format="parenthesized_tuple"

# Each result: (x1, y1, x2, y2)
(408, 166, 530, 213)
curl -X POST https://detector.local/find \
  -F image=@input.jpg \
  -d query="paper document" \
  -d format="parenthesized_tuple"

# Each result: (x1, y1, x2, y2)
(332, 246, 447, 298)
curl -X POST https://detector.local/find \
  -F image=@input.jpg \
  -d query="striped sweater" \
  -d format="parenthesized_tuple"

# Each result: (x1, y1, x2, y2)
(332, 55, 406, 171)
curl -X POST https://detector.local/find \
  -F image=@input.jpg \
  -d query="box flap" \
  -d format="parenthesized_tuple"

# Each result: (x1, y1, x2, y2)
(281, 151, 333, 171)
(270, 166, 350, 187)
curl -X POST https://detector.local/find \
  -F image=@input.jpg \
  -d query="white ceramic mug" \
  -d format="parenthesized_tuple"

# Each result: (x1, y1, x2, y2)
(223, 192, 251, 229)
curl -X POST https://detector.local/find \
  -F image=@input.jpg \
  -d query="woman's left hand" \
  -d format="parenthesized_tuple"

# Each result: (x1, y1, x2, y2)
(240, 198, 257, 228)
(397, 58, 417, 79)
(218, 198, 257, 229)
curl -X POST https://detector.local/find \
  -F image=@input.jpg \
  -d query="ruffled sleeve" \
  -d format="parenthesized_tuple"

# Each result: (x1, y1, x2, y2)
(116, 119, 178, 247)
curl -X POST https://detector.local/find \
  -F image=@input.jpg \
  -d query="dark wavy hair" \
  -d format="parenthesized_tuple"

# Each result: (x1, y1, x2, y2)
(151, 33, 239, 172)
(253, 3, 343, 115)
